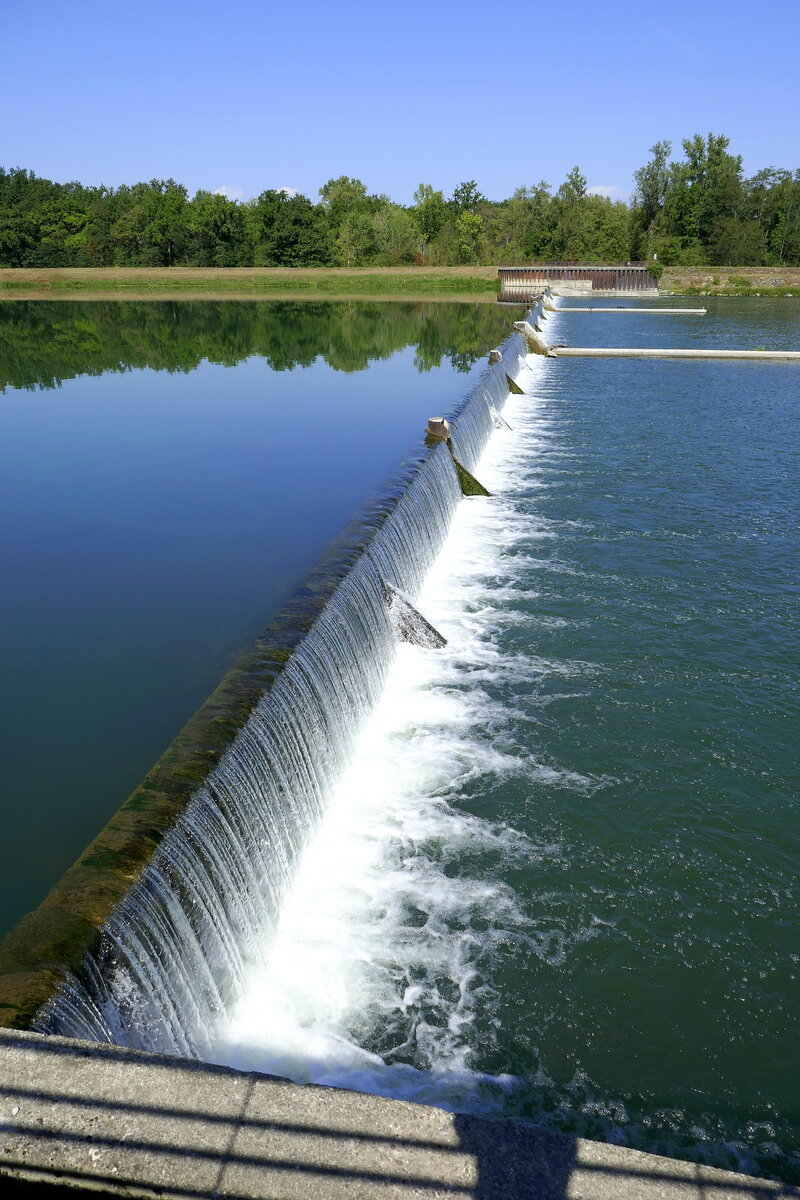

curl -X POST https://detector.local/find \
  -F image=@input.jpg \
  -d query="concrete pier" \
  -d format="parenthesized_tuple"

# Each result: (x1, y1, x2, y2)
(524, 292, 798, 360)
(549, 346, 800, 360)
(1, 1028, 797, 1200)
(552, 307, 707, 314)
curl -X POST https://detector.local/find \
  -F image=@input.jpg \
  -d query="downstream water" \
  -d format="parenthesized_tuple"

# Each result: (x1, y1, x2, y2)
(0, 299, 518, 936)
(202, 298, 798, 1182)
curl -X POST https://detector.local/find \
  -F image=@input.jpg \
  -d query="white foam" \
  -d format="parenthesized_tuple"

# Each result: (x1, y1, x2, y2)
(208, 355, 591, 1109)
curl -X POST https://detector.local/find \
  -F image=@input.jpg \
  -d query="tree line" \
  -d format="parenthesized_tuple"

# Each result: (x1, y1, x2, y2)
(1, 134, 798, 270)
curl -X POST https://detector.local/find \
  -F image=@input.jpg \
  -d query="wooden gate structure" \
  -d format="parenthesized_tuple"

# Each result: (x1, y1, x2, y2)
(498, 265, 659, 299)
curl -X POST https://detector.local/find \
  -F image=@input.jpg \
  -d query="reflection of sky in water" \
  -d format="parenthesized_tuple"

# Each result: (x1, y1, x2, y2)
(0, 303, 513, 936)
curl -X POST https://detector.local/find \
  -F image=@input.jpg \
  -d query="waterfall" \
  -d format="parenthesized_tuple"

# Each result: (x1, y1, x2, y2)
(34, 338, 527, 1057)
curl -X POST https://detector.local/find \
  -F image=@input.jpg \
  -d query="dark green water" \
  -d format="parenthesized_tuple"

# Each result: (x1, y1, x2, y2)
(382, 297, 799, 1180)
(470, 299, 799, 1177)
(0, 299, 519, 937)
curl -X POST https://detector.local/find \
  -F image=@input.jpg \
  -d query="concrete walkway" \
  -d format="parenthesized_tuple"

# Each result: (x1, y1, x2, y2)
(0, 1029, 797, 1199)
(551, 314, 705, 319)
(549, 347, 800, 360)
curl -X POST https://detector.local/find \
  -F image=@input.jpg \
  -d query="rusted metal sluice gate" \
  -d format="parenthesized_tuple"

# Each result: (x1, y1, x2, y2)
(498, 264, 660, 300)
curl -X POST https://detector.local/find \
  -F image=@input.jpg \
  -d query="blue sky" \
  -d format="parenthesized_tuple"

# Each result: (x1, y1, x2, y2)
(2, 0, 798, 205)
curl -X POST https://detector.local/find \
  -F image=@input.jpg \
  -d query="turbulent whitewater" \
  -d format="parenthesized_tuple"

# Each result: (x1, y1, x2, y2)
(35, 337, 529, 1060)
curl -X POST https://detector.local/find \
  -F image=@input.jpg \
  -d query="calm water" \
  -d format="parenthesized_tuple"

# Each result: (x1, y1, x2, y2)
(0, 299, 519, 936)
(211, 299, 800, 1182)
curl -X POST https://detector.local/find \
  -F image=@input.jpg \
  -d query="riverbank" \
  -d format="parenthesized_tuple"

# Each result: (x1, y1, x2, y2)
(0, 266, 500, 300)
(661, 265, 800, 295)
(2, 264, 798, 301)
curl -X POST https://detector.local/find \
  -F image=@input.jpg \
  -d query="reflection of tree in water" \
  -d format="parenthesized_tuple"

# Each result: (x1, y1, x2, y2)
(0, 300, 522, 392)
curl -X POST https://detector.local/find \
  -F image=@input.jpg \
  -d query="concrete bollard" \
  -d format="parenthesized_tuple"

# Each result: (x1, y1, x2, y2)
(426, 417, 451, 441)
(513, 321, 552, 356)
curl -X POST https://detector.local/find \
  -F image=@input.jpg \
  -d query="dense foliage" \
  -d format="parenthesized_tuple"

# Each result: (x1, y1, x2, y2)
(1, 135, 798, 269)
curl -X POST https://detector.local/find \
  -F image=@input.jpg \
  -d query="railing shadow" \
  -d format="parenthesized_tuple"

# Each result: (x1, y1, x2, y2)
(0, 1032, 797, 1199)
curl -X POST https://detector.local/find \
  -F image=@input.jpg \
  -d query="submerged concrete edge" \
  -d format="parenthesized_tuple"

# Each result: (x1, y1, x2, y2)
(0, 1027, 796, 1200)
(0, 335, 524, 1030)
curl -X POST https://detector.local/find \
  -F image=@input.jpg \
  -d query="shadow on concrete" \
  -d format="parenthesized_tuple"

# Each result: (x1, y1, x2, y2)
(1, 1031, 797, 1199)
(454, 1113, 575, 1198)
(454, 1112, 795, 1199)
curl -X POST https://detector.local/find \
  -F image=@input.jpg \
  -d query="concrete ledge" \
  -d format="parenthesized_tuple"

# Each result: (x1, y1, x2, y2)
(549, 347, 800, 360)
(552, 307, 707, 314)
(0, 1029, 797, 1200)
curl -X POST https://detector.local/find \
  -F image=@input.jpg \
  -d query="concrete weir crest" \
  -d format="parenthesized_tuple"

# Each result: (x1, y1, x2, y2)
(0, 333, 527, 1043)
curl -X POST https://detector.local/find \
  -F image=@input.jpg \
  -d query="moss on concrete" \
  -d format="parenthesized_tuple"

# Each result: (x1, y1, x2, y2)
(452, 457, 491, 497)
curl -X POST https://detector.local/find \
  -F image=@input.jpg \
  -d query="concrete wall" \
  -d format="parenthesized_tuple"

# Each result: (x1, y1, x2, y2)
(1, 1028, 797, 1200)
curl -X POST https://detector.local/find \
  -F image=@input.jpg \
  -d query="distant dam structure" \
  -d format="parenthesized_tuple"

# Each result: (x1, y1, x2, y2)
(498, 264, 660, 300)
(2, 334, 528, 1056)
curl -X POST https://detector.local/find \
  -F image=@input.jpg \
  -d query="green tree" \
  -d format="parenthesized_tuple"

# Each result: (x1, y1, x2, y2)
(450, 180, 487, 213)
(744, 168, 800, 265)
(657, 134, 744, 263)
(519, 182, 555, 260)
(248, 190, 330, 266)
(551, 167, 594, 259)
(634, 141, 671, 226)
(558, 166, 587, 204)
(371, 205, 418, 264)
(632, 140, 672, 258)
(318, 176, 369, 225)
(454, 211, 485, 263)
(185, 191, 248, 265)
(486, 187, 535, 260)
(334, 211, 374, 265)
(413, 184, 447, 246)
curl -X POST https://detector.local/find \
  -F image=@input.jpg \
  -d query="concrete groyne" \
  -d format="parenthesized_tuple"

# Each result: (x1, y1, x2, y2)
(515, 293, 800, 360)
(551, 346, 800, 360)
(553, 306, 708, 314)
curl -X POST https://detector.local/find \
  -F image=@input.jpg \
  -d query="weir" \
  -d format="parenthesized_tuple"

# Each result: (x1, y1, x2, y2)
(0, 331, 529, 1054)
(1, 295, 798, 1198)
(498, 265, 660, 301)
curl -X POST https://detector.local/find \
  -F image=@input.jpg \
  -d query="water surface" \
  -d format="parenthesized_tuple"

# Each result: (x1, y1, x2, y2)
(0, 299, 519, 936)
(213, 298, 800, 1182)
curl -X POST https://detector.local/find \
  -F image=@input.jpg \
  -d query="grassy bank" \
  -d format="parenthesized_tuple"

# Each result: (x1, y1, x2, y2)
(661, 266, 800, 296)
(0, 266, 500, 299)
(3, 265, 799, 301)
